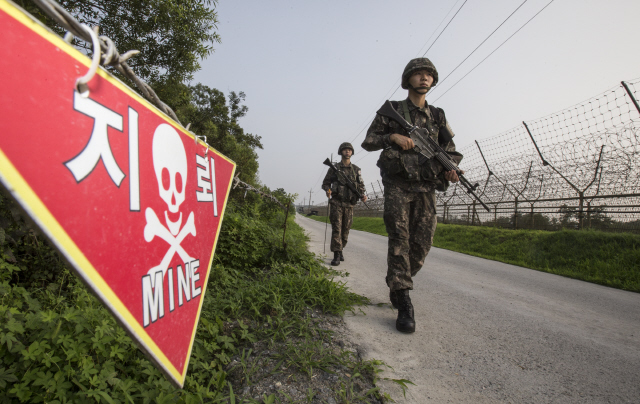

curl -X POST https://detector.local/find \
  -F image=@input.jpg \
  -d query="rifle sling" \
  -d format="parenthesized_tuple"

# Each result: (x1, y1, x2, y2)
(399, 100, 413, 125)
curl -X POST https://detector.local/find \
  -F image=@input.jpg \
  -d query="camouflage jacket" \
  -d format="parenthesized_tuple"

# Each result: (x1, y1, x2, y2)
(361, 97, 457, 193)
(321, 162, 366, 207)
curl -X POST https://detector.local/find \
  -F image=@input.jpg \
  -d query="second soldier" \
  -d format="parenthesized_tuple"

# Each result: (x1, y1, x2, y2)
(322, 142, 367, 266)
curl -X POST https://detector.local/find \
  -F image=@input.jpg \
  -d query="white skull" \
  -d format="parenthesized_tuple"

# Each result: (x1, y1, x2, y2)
(152, 124, 187, 215)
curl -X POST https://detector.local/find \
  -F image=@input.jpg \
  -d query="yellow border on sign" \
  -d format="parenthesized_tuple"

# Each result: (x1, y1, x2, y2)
(182, 162, 236, 376)
(0, 0, 236, 387)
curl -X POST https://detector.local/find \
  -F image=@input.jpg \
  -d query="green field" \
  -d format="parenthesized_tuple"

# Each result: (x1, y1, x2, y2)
(306, 214, 640, 292)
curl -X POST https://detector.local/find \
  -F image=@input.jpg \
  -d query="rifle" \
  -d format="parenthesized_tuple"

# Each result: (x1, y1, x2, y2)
(376, 100, 490, 212)
(322, 158, 371, 209)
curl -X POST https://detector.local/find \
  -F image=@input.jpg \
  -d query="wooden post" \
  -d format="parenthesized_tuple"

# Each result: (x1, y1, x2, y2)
(514, 196, 519, 229)
(578, 191, 584, 230)
(282, 199, 291, 250)
(530, 203, 535, 229)
(472, 201, 477, 226)
(443, 202, 447, 224)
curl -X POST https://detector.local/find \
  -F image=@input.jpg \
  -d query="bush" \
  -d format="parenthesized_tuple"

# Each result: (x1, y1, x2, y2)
(1, 193, 367, 402)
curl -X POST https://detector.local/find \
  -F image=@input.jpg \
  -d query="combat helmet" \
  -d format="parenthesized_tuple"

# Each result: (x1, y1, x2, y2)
(338, 142, 354, 155)
(401, 58, 439, 90)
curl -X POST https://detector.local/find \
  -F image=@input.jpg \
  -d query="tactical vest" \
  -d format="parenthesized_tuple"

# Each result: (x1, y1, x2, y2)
(330, 163, 361, 205)
(377, 100, 448, 183)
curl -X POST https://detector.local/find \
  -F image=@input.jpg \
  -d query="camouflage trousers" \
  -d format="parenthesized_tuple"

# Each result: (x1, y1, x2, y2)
(329, 199, 353, 252)
(383, 185, 437, 291)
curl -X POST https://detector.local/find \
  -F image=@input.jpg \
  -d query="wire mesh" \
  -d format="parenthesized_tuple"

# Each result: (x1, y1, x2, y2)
(306, 78, 640, 233)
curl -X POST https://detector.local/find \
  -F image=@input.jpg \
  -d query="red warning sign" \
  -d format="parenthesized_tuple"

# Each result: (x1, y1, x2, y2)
(0, 1, 235, 387)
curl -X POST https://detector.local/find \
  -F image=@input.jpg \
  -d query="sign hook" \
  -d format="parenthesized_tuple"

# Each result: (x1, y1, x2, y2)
(76, 24, 101, 98)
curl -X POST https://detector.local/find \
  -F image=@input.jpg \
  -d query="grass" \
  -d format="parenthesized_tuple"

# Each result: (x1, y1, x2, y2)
(305, 214, 640, 293)
(1, 196, 393, 403)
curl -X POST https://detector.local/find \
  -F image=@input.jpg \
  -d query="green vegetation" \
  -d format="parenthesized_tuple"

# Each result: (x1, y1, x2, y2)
(0, 192, 397, 402)
(18, 0, 262, 185)
(306, 215, 640, 292)
(18, 0, 220, 85)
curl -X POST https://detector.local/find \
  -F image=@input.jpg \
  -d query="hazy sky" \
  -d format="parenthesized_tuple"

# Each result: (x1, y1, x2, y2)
(192, 0, 640, 205)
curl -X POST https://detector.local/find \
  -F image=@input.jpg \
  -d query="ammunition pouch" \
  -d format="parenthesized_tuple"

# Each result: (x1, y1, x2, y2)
(379, 146, 464, 187)
(377, 146, 432, 182)
(377, 148, 404, 177)
(331, 169, 359, 205)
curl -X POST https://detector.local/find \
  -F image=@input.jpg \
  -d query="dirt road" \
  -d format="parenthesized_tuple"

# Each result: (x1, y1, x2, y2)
(296, 215, 640, 403)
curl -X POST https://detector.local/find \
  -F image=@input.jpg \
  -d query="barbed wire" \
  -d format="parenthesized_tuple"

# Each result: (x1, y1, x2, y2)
(232, 175, 286, 210)
(308, 78, 640, 233)
(31, 0, 181, 123)
(30, 0, 293, 212)
(440, 78, 640, 230)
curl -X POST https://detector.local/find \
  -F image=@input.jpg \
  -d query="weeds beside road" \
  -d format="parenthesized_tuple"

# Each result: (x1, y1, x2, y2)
(0, 192, 399, 403)
(307, 215, 640, 293)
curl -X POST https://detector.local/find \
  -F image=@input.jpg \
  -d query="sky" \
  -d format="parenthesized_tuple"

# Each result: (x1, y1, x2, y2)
(192, 0, 640, 205)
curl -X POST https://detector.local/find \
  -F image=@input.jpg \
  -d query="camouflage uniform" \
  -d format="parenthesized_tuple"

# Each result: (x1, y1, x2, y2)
(321, 162, 365, 252)
(361, 97, 458, 291)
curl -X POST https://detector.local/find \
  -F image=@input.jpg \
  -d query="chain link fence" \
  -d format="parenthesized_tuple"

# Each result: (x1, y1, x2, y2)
(306, 78, 640, 233)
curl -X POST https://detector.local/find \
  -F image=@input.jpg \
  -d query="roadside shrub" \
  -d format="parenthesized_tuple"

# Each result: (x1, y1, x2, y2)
(1, 194, 368, 402)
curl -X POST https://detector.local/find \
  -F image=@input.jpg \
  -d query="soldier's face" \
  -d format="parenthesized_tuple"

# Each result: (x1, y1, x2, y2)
(409, 70, 434, 93)
(342, 149, 353, 158)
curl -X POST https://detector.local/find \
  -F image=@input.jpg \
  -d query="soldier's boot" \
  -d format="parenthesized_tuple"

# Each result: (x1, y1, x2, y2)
(339, 251, 345, 261)
(331, 251, 341, 266)
(389, 289, 399, 309)
(395, 289, 415, 333)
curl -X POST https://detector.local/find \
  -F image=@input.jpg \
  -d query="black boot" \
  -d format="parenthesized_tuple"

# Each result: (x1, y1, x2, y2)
(331, 251, 341, 266)
(339, 251, 345, 261)
(395, 289, 415, 333)
(389, 289, 398, 309)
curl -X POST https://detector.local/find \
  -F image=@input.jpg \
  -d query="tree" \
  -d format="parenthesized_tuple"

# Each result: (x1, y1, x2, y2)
(16, 1, 263, 184)
(558, 204, 578, 229)
(586, 205, 613, 230)
(173, 83, 264, 184)
(17, 0, 220, 84)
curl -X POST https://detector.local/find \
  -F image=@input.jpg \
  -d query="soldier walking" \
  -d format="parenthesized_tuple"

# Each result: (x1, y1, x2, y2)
(361, 58, 463, 333)
(321, 142, 367, 266)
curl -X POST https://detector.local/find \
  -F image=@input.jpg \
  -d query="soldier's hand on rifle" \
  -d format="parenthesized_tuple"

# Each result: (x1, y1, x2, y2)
(326, 189, 332, 198)
(390, 133, 415, 150)
(444, 169, 464, 183)
(362, 195, 368, 202)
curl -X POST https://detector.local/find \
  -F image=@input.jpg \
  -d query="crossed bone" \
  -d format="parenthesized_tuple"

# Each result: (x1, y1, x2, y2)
(144, 207, 196, 281)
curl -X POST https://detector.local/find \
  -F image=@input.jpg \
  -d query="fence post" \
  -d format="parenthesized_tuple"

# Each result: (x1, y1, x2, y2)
(472, 200, 477, 226)
(282, 199, 291, 250)
(370, 182, 377, 199)
(443, 202, 447, 224)
(494, 204, 498, 227)
(587, 200, 592, 228)
(514, 196, 519, 229)
(578, 191, 584, 230)
(530, 203, 535, 229)
(621, 81, 640, 116)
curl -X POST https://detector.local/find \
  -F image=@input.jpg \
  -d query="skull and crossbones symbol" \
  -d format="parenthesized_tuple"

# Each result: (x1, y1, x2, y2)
(145, 124, 196, 280)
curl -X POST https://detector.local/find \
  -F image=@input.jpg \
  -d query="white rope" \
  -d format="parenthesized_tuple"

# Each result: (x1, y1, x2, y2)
(75, 24, 100, 97)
